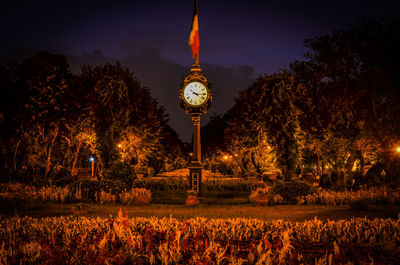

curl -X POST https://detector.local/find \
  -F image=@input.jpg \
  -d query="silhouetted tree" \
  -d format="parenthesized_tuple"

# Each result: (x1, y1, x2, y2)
(251, 71, 302, 179)
(1, 54, 184, 183)
(5, 52, 76, 181)
(292, 17, 400, 183)
(79, 63, 183, 174)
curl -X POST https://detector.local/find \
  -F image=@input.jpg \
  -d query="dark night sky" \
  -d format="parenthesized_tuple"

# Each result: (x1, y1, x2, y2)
(1, 0, 399, 142)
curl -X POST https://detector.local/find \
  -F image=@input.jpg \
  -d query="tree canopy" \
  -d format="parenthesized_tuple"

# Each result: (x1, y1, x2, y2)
(203, 17, 400, 186)
(0, 52, 184, 183)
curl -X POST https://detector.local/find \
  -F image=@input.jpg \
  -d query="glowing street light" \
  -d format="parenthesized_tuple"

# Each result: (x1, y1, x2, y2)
(89, 156, 95, 177)
(222, 154, 233, 160)
(117, 144, 126, 162)
(397, 147, 400, 152)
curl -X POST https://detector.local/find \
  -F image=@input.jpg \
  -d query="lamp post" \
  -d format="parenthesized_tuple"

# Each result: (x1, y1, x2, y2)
(89, 156, 95, 178)
(118, 144, 126, 162)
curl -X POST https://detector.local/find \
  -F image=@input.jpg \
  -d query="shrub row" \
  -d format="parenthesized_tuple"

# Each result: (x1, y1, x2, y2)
(250, 180, 316, 205)
(301, 186, 400, 205)
(133, 177, 263, 193)
(0, 182, 151, 205)
(250, 180, 400, 206)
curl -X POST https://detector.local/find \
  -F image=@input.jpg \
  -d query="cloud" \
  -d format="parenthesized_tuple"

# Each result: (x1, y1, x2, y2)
(117, 46, 255, 141)
(67, 50, 117, 73)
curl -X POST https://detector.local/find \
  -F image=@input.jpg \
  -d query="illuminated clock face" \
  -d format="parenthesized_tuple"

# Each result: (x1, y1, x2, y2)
(183, 81, 208, 106)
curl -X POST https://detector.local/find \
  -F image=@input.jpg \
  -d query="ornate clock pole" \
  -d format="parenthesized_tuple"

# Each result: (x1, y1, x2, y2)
(179, 0, 211, 198)
(179, 65, 212, 197)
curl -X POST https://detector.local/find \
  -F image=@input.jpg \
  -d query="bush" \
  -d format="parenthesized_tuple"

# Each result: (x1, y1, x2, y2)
(119, 188, 151, 205)
(319, 171, 351, 190)
(104, 162, 135, 186)
(98, 179, 129, 194)
(364, 163, 385, 187)
(211, 162, 234, 175)
(70, 179, 128, 202)
(0, 183, 72, 203)
(132, 177, 263, 193)
(51, 167, 75, 187)
(203, 179, 262, 193)
(318, 173, 331, 189)
(69, 179, 97, 202)
(303, 186, 400, 205)
(271, 180, 316, 204)
(347, 170, 364, 188)
(249, 187, 271, 205)
(133, 177, 187, 191)
(96, 190, 117, 204)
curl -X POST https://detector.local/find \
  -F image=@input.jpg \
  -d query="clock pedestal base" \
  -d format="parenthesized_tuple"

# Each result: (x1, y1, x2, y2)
(188, 161, 202, 196)
(188, 113, 202, 196)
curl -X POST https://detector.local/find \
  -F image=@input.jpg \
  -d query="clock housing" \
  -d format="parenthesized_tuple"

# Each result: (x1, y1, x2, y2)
(179, 65, 212, 114)
(183, 81, 209, 107)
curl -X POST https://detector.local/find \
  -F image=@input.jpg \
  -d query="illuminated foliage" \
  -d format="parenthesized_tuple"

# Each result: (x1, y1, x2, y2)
(293, 17, 400, 182)
(0, 52, 77, 183)
(0, 55, 184, 181)
(223, 82, 279, 177)
(224, 71, 302, 179)
(117, 126, 158, 165)
(79, 63, 184, 174)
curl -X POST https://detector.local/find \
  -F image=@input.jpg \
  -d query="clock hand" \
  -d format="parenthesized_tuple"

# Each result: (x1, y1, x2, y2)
(190, 90, 199, 96)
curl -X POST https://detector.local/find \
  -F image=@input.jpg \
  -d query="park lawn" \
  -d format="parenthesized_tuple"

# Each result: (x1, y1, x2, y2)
(5, 202, 400, 221)
(151, 190, 250, 204)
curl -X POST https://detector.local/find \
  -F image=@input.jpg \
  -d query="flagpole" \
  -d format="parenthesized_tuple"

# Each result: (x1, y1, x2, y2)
(196, 0, 199, 65)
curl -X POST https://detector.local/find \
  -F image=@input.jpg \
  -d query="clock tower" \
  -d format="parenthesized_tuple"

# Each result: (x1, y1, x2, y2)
(179, 64, 212, 196)
(179, 0, 211, 198)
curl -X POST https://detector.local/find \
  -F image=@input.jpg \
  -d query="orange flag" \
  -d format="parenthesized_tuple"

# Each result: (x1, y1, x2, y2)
(189, 0, 199, 62)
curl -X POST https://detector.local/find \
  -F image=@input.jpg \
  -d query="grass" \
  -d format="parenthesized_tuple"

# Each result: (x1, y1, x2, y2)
(4, 202, 400, 221)
(151, 190, 250, 204)
(2, 186, 399, 221)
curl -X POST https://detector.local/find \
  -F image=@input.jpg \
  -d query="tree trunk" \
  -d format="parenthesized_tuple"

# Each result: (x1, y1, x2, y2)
(381, 140, 394, 184)
(357, 150, 365, 175)
(97, 156, 104, 180)
(250, 151, 263, 175)
(13, 138, 21, 170)
(241, 150, 251, 173)
(316, 141, 321, 176)
(71, 140, 82, 176)
(346, 152, 356, 173)
(45, 126, 59, 179)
